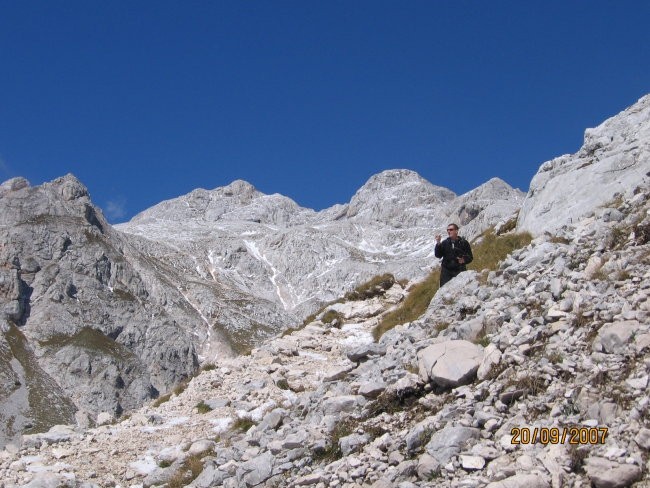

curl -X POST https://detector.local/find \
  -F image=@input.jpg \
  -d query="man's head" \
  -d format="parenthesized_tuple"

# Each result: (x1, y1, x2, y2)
(447, 223, 459, 239)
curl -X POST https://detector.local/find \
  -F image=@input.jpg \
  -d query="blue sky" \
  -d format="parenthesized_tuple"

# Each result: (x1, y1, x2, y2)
(1, 1, 648, 223)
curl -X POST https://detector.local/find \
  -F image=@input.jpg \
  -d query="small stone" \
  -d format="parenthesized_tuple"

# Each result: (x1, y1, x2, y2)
(460, 455, 485, 471)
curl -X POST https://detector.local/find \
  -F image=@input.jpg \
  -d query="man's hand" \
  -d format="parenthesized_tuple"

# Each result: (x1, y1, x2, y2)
(457, 256, 465, 264)
(435, 234, 441, 243)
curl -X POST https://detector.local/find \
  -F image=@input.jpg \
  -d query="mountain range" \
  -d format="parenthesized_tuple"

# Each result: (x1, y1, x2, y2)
(0, 93, 648, 458)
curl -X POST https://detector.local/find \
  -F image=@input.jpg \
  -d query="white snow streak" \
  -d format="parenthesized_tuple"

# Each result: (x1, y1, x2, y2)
(243, 240, 295, 310)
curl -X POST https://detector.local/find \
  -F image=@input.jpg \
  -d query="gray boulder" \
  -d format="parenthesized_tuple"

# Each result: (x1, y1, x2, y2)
(418, 340, 484, 387)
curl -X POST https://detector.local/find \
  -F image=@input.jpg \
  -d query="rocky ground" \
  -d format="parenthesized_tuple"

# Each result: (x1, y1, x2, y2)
(1, 184, 649, 487)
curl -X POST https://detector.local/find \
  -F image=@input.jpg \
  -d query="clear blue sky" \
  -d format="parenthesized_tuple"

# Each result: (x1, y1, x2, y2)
(1, 1, 648, 223)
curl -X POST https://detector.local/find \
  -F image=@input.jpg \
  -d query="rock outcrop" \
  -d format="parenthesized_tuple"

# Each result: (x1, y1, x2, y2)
(518, 94, 650, 235)
(0, 175, 215, 448)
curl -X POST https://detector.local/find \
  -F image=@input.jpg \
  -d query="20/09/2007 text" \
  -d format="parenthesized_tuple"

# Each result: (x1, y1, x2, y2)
(511, 427, 608, 445)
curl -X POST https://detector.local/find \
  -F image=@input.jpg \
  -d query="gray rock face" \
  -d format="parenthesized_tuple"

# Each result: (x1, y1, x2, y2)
(424, 425, 481, 464)
(0, 175, 203, 447)
(584, 456, 642, 488)
(116, 169, 523, 327)
(518, 94, 650, 235)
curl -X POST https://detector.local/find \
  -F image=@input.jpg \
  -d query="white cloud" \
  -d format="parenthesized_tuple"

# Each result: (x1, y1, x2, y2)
(105, 197, 127, 222)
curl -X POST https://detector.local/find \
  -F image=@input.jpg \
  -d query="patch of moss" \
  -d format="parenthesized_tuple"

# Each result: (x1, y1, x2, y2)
(39, 327, 135, 362)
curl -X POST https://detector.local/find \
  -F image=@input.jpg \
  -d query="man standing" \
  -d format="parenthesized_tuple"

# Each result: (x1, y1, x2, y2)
(434, 223, 473, 287)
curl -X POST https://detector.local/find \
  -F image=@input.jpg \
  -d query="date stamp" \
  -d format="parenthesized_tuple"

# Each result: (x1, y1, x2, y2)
(511, 426, 608, 445)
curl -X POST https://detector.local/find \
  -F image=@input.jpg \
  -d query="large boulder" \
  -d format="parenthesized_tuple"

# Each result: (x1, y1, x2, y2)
(417, 340, 484, 387)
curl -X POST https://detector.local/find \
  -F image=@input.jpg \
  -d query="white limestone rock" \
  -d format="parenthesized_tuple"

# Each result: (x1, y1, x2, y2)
(518, 94, 650, 236)
(584, 456, 642, 488)
(485, 474, 550, 488)
(593, 320, 640, 353)
(417, 340, 484, 387)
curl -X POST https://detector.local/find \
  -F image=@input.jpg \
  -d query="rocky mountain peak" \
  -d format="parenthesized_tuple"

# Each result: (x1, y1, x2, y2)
(0, 177, 30, 194)
(345, 169, 456, 225)
(217, 179, 260, 199)
(473, 177, 522, 197)
(357, 168, 431, 189)
(50, 173, 91, 202)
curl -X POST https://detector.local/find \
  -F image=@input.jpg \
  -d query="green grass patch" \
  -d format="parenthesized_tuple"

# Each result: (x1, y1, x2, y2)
(321, 309, 344, 325)
(39, 327, 135, 361)
(302, 274, 397, 328)
(372, 269, 440, 341)
(6, 324, 77, 434)
(232, 417, 255, 432)
(311, 418, 355, 463)
(467, 230, 533, 273)
(344, 273, 395, 301)
(153, 392, 172, 407)
(496, 214, 518, 235)
(166, 451, 212, 488)
(196, 401, 213, 414)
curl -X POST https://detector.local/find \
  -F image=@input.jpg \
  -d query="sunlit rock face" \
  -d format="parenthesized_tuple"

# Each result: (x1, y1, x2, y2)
(518, 94, 650, 236)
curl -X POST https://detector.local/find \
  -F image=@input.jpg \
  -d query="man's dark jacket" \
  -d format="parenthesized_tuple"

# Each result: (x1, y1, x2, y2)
(435, 236, 473, 285)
